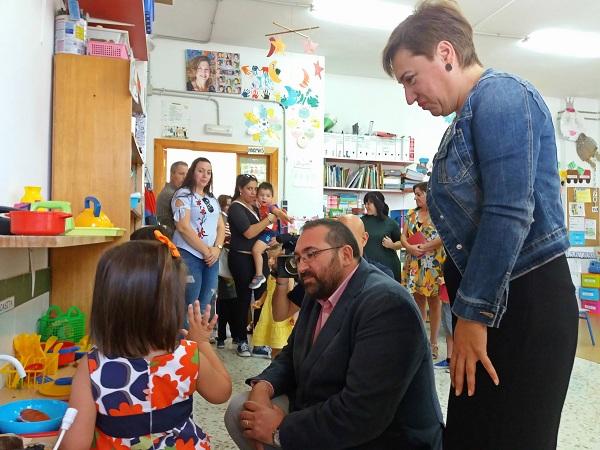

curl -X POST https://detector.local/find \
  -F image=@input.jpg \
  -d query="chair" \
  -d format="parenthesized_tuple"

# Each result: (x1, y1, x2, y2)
(579, 308, 596, 346)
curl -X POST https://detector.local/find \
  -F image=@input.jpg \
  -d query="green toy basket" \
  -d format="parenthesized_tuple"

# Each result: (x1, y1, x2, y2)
(38, 306, 86, 343)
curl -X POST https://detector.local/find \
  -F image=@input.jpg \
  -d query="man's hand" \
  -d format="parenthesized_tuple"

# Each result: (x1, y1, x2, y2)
(241, 400, 285, 446)
(450, 318, 500, 397)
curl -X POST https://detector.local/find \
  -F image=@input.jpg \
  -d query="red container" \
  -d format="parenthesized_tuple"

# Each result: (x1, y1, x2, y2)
(9, 211, 71, 235)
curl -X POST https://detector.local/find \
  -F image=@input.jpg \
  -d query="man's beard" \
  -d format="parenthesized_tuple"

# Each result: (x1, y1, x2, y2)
(299, 255, 343, 299)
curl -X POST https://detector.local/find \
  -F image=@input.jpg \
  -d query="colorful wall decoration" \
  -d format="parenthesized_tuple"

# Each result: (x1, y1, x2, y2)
(185, 49, 241, 94)
(241, 64, 275, 100)
(244, 104, 282, 144)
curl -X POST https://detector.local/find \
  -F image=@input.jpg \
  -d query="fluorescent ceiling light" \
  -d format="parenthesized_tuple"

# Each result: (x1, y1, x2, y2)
(519, 28, 600, 58)
(311, 0, 412, 31)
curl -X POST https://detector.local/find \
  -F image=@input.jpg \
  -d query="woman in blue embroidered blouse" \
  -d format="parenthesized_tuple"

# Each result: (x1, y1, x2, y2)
(382, 2, 578, 449)
(172, 157, 225, 325)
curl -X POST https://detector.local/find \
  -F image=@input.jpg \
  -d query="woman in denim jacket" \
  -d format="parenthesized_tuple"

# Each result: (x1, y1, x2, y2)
(382, 2, 578, 449)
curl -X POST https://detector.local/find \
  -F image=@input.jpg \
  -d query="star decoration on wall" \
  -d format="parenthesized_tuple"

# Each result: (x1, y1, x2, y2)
(314, 60, 324, 79)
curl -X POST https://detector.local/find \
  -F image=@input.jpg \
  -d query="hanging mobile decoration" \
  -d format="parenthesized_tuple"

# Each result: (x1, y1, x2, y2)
(303, 38, 319, 54)
(265, 21, 320, 56)
(266, 36, 286, 57)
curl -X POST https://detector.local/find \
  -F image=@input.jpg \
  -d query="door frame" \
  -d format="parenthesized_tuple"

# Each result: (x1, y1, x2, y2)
(153, 139, 279, 198)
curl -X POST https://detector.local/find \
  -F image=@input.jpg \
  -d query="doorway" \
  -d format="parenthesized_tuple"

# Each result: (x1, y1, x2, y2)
(153, 139, 279, 199)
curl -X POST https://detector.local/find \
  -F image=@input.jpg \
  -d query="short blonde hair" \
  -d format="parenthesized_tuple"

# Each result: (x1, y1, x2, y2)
(382, 0, 481, 77)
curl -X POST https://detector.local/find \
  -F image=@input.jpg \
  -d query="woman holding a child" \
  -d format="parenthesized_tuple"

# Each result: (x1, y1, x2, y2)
(227, 174, 276, 357)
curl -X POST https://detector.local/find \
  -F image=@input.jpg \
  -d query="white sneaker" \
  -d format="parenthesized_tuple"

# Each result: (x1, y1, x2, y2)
(237, 342, 251, 357)
(249, 275, 267, 289)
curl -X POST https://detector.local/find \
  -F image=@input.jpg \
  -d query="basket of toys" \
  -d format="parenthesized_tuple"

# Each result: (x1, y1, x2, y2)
(37, 306, 85, 343)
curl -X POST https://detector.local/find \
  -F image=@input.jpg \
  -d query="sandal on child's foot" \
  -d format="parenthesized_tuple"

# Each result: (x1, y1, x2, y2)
(431, 343, 439, 360)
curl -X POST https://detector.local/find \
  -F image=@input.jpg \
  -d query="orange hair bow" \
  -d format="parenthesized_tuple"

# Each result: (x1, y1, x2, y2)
(154, 230, 181, 258)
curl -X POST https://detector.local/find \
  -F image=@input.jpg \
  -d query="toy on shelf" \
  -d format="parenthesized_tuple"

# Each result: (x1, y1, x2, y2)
(0, 334, 59, 389)
(416, 157, 430, 176)
(37, 305, 85, 343)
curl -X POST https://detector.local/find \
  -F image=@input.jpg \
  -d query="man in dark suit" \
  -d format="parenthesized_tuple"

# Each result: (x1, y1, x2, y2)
(225, 219, 443, 450)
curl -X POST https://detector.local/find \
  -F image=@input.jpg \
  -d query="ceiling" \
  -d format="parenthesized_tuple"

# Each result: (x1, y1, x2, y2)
(153, 0, 600, 99)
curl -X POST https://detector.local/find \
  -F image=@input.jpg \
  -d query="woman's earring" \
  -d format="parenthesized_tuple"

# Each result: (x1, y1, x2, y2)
(445, 63, 453, 72)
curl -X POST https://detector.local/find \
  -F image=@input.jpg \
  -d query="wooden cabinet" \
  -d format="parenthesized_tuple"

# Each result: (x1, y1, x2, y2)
(50, 54, 133, 318)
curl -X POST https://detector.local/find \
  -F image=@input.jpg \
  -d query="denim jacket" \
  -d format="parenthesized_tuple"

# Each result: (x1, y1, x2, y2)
(428, 69, 569, 328)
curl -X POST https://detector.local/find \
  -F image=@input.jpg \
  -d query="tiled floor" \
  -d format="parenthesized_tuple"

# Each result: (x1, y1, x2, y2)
(194, 338, 600, 450)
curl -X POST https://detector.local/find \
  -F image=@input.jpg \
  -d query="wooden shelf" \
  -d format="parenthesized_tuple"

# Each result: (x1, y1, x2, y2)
(325, 157, 414, 167)
(131, 134, 144, 165)
(0, 235, 118, 248)
(78, 0, 149, 61)
(324, 187, 412, 194)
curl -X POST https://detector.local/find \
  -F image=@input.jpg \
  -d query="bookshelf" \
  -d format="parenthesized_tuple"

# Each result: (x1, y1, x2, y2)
(324, 187, 413, 194)
(323, 133, 421, 217)
(325, 157, 413, 166)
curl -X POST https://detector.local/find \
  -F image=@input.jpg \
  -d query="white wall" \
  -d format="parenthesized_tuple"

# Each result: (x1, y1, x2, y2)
(0, 1, 54, 205)
(324, 73, 450, 210)
(147, 38, 325, 218)
(325, 73, 450, 160)
(324, 75, 600, 210)
(0, 0, 55, 356)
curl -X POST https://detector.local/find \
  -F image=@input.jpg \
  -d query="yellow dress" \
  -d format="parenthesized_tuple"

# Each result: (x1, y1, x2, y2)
(401, 209, 446, 297)
(252, 276, 295, 349)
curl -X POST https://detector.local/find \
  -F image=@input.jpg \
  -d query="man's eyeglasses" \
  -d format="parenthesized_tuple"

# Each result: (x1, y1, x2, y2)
(202, 197, 214, 213)
(293, 246, 344, 265)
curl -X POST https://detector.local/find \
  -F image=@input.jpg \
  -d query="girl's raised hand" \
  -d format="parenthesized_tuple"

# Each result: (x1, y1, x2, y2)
(185, 300, 218, 344)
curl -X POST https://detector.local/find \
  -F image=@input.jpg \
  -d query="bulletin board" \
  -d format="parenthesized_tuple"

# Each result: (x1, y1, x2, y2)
(566, 187, 599, 247)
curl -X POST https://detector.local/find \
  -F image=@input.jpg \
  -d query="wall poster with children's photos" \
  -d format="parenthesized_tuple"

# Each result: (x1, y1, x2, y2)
(185, 49, 241, 94)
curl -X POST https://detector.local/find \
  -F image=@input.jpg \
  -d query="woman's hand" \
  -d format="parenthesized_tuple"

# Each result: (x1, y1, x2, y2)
(204, 246, 220, 267)
(406, 244, 425, 257)
(182, 301, 218, 344)
(450, 318, 500, 397)
(416, 243, 430, 254)
(382, 236, 395, 249)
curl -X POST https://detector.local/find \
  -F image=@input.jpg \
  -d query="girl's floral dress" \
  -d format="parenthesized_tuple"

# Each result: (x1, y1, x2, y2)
(88, 340, 211, 449)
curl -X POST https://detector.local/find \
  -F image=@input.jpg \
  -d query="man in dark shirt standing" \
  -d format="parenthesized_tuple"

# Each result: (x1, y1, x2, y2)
(156, 161, 188, 235)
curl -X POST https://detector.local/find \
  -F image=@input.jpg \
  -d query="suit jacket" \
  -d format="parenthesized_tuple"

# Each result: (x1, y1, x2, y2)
(250, 259, 444, 449)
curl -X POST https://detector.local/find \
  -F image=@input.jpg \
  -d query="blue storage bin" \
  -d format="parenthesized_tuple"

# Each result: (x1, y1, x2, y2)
(579, 287, 600, 301)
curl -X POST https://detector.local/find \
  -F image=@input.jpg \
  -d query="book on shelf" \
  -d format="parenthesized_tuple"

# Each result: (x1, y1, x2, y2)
(346, 164, 382, 189)
(403, 168, 425, 182)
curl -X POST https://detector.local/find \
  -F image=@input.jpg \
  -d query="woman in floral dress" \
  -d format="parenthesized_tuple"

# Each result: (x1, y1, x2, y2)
(401, 182, 445, 359)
